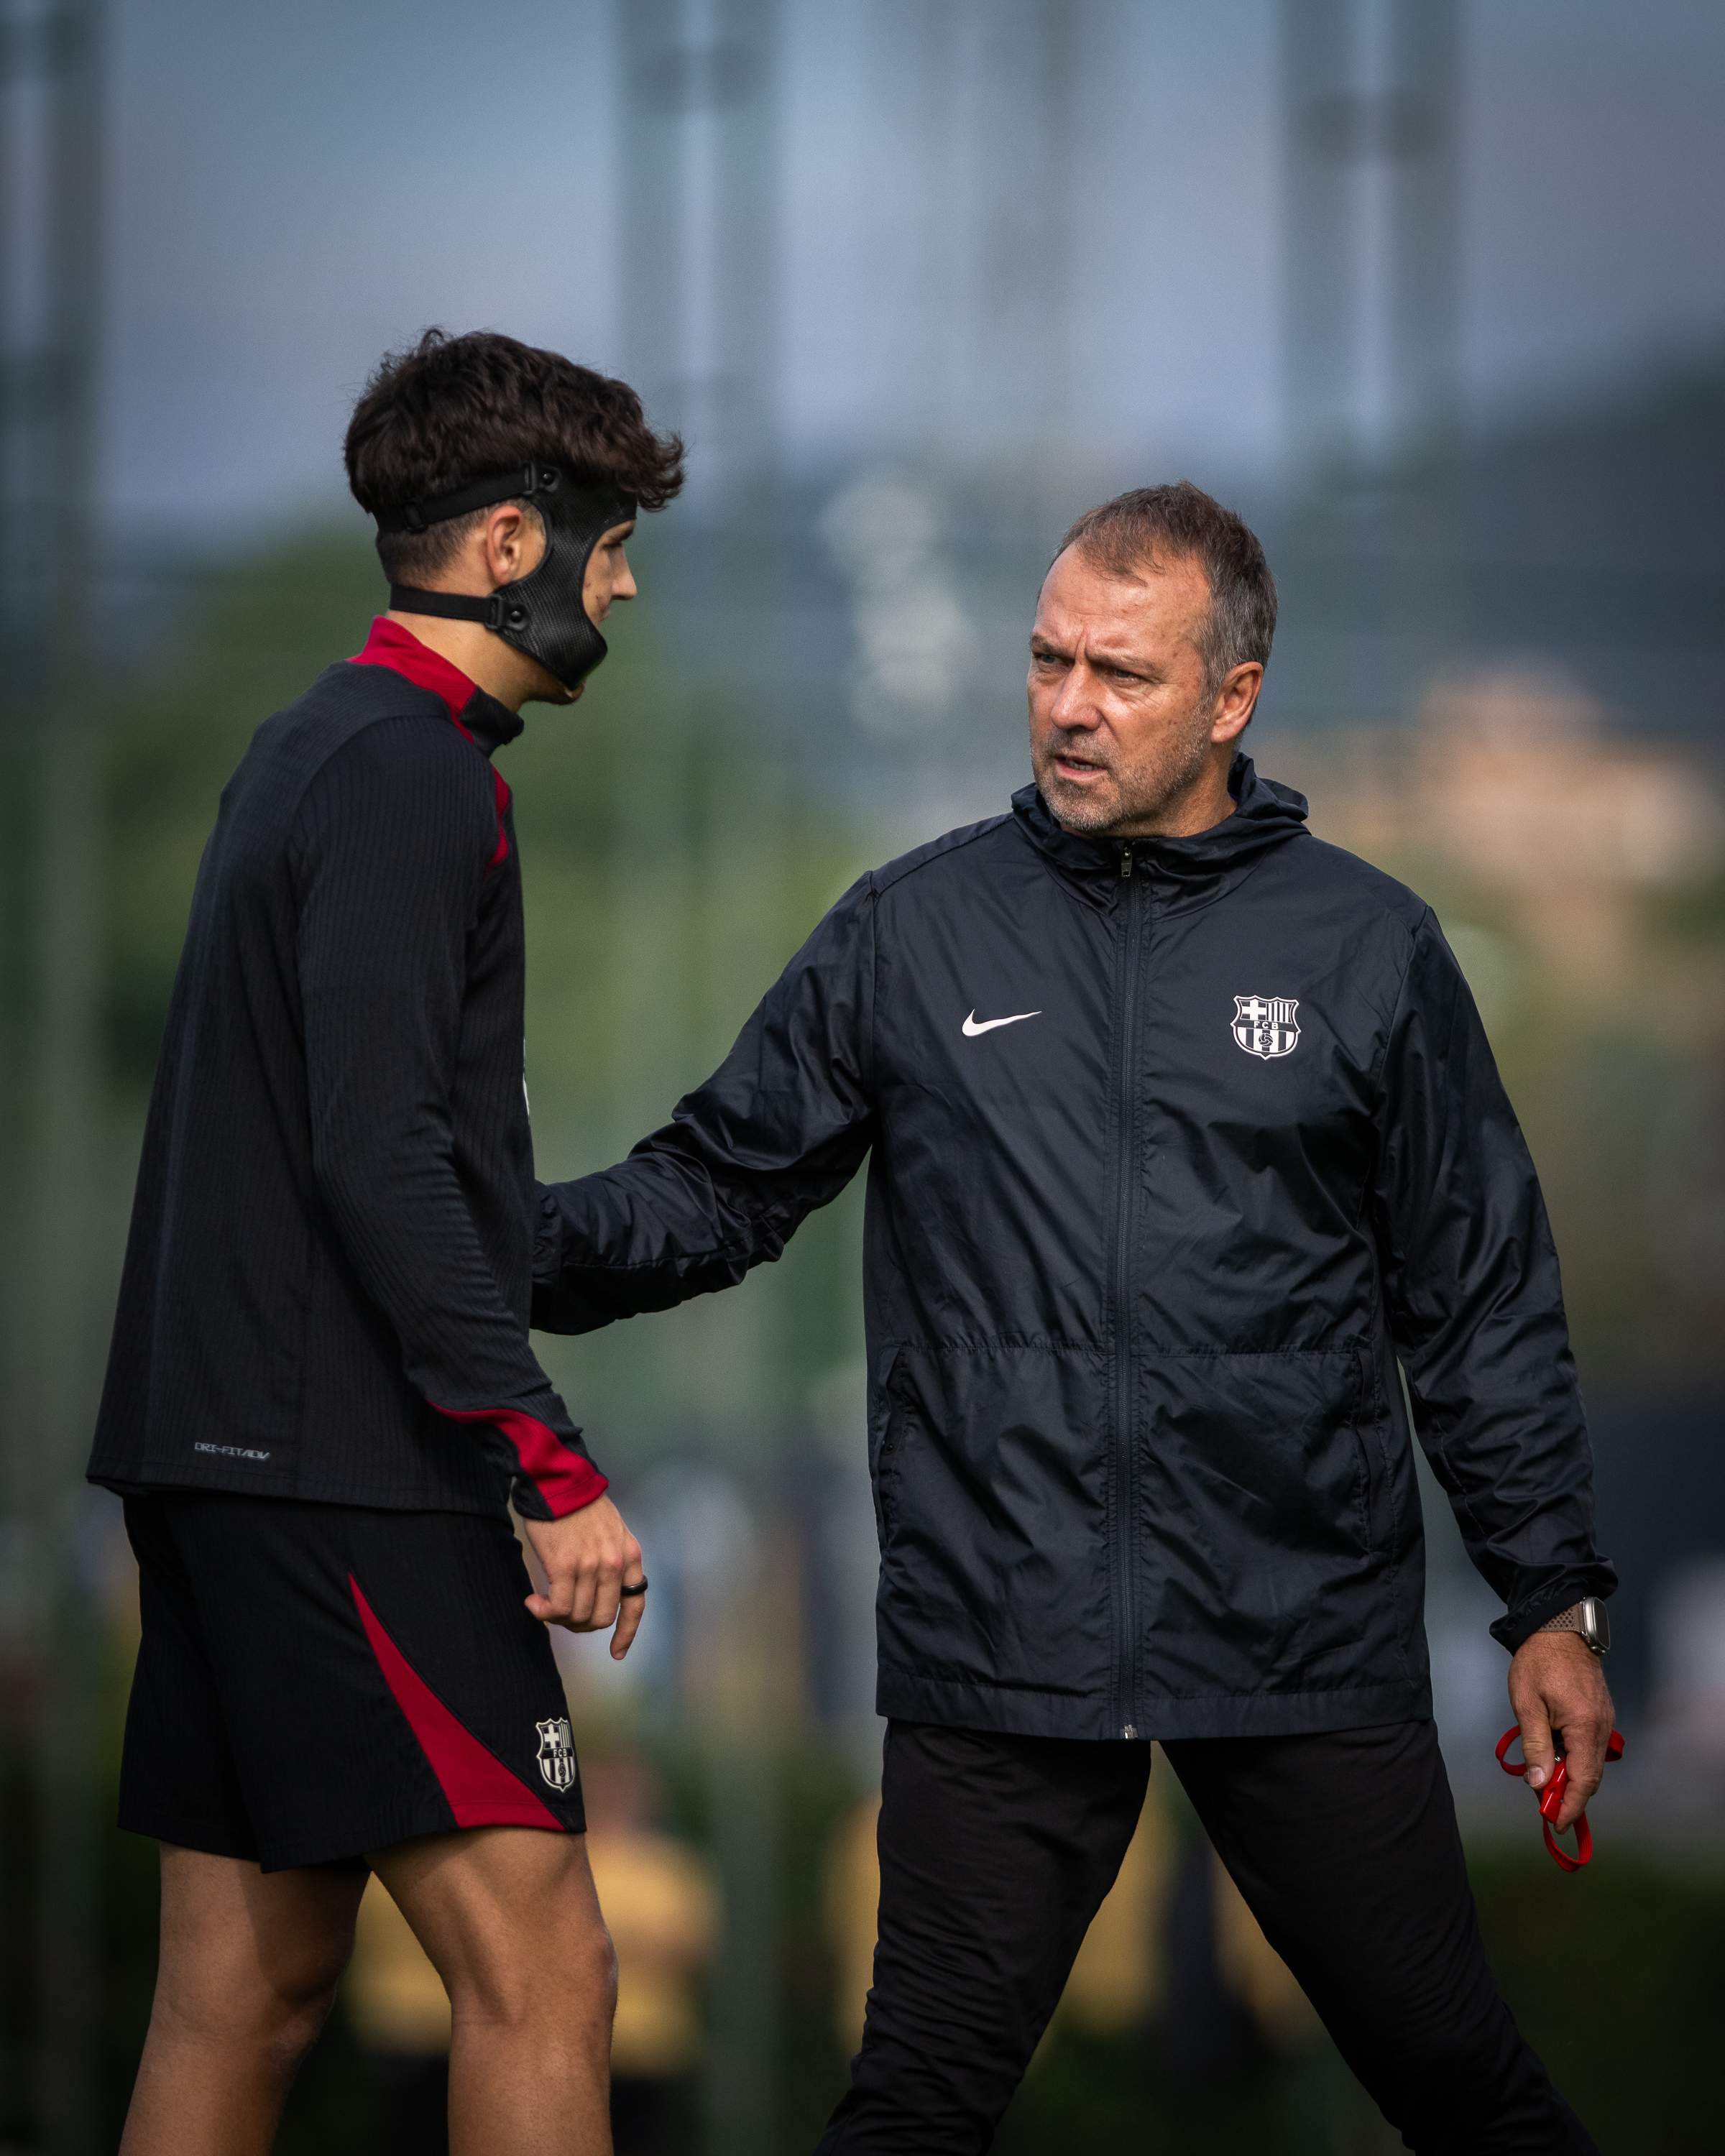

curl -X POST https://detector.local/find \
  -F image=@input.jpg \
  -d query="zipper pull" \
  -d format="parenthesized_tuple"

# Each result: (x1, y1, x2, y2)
(1119, 845, 1133, 880)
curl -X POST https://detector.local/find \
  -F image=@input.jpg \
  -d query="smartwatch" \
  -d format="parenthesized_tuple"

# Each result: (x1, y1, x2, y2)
(1538, 1595, 1610, 1656)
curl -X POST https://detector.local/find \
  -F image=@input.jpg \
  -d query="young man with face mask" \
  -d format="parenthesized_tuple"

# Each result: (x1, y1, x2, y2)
(535, 483, 1616, 2152)
(89, 329, 681, 2156)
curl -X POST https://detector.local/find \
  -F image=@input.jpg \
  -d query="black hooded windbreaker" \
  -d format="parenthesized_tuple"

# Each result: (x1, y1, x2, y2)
(535, 757, 1616, 1741)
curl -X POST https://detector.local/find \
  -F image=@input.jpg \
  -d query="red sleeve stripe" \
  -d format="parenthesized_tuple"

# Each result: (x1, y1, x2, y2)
(431, 1403, 609, 1518)
(348, 1575, 563, 1830)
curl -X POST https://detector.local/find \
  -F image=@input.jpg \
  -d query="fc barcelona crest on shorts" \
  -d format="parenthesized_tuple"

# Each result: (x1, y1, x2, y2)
(535, 1716, 577, 1794)
(1231, 995, 1300, 1061)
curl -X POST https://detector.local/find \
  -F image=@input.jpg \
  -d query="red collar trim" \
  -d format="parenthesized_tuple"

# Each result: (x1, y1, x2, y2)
(348, 615, 513, 875)
(349, 616, 479, 721)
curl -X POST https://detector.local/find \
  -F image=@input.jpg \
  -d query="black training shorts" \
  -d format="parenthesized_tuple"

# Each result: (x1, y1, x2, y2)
(118, 1492, 585, 1871)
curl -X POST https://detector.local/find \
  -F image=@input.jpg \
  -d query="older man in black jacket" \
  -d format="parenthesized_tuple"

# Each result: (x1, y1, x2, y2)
(535, 483, 1615, 2153)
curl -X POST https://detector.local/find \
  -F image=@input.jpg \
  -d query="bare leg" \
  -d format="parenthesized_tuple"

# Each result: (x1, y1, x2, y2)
(120, 1844, 366, 2156)
(371, 1826, 615, 2156)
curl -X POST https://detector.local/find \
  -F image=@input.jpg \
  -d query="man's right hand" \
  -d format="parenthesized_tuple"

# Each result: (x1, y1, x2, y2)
(522, 1496, 647, 1659)
(1507, 1628, 1615, 1833)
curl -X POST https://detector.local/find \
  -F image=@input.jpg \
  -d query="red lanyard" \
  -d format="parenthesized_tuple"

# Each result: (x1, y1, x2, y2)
(1496, 1726, 1626, 1871)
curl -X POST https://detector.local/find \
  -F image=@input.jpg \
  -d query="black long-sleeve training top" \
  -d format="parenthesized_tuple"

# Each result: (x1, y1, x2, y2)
(534, 759, 1616, 1742)
(88, 617, 606, 1521)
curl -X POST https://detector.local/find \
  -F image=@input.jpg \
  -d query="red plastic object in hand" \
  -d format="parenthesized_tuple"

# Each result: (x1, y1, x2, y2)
(1496, 1726, 1625, 1871)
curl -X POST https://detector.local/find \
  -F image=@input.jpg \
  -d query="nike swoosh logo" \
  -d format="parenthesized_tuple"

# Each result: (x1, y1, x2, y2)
(962, 1010, 1041, 1036)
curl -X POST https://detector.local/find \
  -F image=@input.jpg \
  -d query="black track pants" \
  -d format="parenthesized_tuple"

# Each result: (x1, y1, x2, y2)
(814, 1719, 1597, 2156)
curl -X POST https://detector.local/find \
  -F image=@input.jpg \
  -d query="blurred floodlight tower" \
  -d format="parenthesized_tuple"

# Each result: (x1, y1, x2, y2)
(1282, 0, 1463, 720)
(0, 2, 107, 2150)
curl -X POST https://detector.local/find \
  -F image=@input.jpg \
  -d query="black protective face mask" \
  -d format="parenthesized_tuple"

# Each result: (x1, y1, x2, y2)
(376, 464, 636, 691)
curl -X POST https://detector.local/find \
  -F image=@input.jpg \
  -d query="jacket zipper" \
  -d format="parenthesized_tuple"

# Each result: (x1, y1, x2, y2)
(1112, 843, 1147, 1738)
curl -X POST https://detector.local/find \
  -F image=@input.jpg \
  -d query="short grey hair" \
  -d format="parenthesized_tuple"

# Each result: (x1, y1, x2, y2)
(1057, 481, 1278, 693)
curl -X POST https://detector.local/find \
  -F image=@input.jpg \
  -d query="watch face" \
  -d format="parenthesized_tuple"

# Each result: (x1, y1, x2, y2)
(1582, 1598, 1611, 1654)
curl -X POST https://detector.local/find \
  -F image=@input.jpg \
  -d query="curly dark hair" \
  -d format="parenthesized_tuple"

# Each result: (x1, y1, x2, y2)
(345, 328, 686, 583)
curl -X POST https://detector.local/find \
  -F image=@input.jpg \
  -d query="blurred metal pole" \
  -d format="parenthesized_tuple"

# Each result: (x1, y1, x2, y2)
(617, 0, 691, 445)
(611, 5, 786, 2149)
(972, 0, 1077, 492)
(1026, 0, 1077, 484)
(1283, 0, 1463, 722)
(1386, 0, 1463, 702)
(0, 1, 108, 2150)
(712, 0, 778, 507)
(704, 9, 784, 2150)
(704, 0, 783, 1405)
(612, 0, 698, 1166)
(1281, 0, 1355, 484)
(907, 0, 961, 466)
(1280, 0, 1356, 718)
(0, 16, 22, 2129)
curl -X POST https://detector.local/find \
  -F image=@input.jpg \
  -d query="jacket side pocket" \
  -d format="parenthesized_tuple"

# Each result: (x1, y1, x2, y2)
(866, 1343, 905, 1552)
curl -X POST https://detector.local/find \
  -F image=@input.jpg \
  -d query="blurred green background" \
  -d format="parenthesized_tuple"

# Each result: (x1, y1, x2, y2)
(5, 2, 1725, 2151)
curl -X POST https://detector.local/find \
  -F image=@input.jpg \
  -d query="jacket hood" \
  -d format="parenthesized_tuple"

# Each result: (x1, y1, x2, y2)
(1011, 752, 1309, 913)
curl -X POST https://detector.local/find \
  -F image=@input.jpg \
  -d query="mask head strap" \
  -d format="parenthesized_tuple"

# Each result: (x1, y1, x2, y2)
(374, 461, 568, 537)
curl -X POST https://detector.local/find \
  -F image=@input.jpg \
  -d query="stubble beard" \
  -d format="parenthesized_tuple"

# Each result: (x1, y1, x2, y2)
(1035, 704, 1216, 839)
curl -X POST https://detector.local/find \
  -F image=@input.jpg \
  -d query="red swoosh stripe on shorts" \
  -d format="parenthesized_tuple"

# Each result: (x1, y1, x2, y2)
(349, 1573, 562, 1830)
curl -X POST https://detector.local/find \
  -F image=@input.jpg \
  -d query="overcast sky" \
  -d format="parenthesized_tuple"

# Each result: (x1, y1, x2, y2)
(95, 0, 1725, 535)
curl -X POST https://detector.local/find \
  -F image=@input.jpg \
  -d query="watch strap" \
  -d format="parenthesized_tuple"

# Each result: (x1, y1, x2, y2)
(1537, 1598, 1608, 1653)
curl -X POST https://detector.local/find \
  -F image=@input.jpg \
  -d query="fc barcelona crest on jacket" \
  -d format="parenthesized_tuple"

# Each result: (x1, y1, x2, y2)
(1232, 995, 1300, 1060)
(535, 1716, 577, 1793)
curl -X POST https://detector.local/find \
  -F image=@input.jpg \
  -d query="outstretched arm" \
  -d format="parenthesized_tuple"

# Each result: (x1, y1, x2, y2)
(533, 875, 878, 1335)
